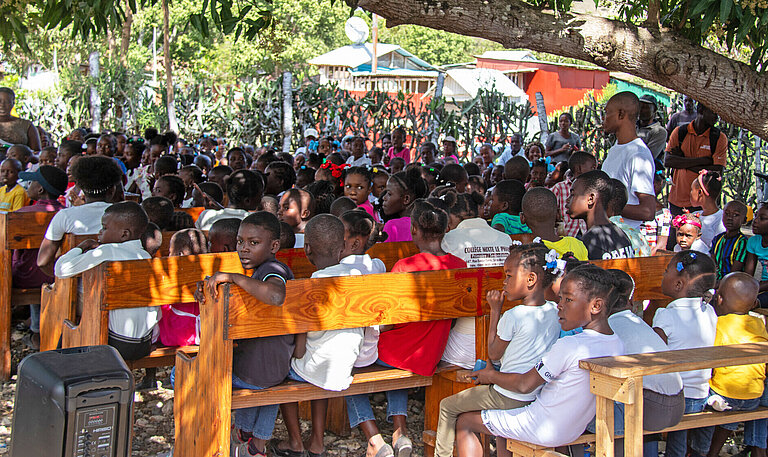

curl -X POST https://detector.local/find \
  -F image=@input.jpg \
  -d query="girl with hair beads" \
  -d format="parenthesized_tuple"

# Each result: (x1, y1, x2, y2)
(347, 200, 465, 457)
(652, 251, 717, 457)
(690, 170, 725, 249)
(343, 166, 379, 221)
(381, 167, 428, 242)
(435, 244, 561, 457)
(672, 213, 708, 253)
(454, 264, 623, 454)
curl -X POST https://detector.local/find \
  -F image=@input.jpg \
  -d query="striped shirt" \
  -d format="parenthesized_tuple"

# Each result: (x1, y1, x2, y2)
(710, 232, 748, 280)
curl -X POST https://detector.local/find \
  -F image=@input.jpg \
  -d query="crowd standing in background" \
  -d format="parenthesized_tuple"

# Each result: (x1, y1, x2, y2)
(4, 86, 766, 457)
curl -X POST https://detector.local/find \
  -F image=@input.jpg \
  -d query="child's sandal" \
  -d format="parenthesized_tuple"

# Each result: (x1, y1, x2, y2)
(372, 443, 394, 457)
(393, 436, 412, 457)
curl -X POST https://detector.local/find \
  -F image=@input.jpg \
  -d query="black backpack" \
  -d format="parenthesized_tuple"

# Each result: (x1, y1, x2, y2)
(675, 122, 721, 155)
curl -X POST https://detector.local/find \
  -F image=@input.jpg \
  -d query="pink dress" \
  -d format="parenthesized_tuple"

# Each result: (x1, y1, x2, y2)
(358, 200, 380, 222)
(388, 146, 411, 164)
(383, 216, 412, 242)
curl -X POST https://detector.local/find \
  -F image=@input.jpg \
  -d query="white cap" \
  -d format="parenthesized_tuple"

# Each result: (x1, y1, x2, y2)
(444, 136, 457, 143)
(304, 128, 319, 139)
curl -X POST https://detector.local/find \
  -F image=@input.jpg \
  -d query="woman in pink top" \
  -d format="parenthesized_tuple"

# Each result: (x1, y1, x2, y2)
(387, 126, 411, 165)
(382, 167, 429, 242)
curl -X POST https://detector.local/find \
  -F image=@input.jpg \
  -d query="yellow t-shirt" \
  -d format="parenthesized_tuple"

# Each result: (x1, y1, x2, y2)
(0, 184, 29, 212)
(710, 313, 768, 399)
(542, 236, 589, 261)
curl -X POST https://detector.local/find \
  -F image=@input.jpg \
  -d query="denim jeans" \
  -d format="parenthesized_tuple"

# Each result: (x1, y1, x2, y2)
(232, 374, 280, 440)
(665, 397, 707, 457)
(743, 380, 768, 449)
(344, 359, 408, 428)
(689, 391, 761, 454)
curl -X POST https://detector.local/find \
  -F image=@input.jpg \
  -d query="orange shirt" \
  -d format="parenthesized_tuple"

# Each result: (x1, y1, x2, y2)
(666, 123, 727, 207)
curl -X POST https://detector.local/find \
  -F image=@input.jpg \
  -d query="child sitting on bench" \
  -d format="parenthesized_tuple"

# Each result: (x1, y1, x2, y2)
(201, 212, 294, 457)
(521, 187, 587, 260)
(54, 201, 159, 361)
(689, 272, 768, 457)
(435, 243, 560, 457)
(488, 179, 529, 235)
(274, 214, 365, 457)
(652, 251, 717, 457)
(0, 158, 27, 211)
(454, 264, 624, 454)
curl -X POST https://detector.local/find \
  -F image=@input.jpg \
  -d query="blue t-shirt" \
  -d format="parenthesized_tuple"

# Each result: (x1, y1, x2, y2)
(746, 235, 768, 281)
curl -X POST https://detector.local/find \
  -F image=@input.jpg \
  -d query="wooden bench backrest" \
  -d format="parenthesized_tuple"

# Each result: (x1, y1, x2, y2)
(1, 211, 57, 250)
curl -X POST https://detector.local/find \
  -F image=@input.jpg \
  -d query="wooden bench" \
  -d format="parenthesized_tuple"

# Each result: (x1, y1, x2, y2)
(505, 342, 768, 457)
(0, 207, 206, 380)
(174, 266, 501, 457)
(422, 254, 674, 457)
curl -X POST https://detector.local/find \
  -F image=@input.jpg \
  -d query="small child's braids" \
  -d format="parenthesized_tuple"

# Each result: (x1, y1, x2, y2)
(509, 243, 557, 288)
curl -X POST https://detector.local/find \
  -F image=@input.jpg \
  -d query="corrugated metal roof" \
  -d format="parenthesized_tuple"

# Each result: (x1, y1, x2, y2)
(308, 43, 436, 70)
(444, 68, 527, 101)
(351, 66, 438, 77)
(475, 50, 536, 61)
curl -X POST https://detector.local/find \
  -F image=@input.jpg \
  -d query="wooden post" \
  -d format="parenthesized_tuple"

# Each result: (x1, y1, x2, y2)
(62, 266, 109, 348)
(174, 283, 233, 457)
(0, 214, 10, 380)
(623, 377, 644, 457)
(595, 394, 615, 457)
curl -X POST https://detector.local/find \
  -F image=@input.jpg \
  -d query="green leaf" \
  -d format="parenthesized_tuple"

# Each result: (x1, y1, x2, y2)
(689, 0, 715, 18)
(720, 0, 732, 24)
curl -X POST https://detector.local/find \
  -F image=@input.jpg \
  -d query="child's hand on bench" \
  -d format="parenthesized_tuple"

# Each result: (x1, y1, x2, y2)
(77, 239, 100, 253)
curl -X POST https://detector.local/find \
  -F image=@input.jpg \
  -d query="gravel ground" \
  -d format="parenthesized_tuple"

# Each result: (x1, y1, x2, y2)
(0, 326, 428, 457)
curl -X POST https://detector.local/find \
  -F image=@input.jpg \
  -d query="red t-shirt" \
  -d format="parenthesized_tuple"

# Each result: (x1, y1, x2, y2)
(377, 252, 467, 376)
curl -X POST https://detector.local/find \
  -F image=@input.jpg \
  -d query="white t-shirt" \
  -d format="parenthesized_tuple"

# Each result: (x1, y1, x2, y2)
(441, 218, 513, 368)
(195, 208, 250, 231)
(293, 233, 305, 249)
(346, 155, 372, 167)
(601, 138, 655, 229)
(44, 201, 112, 241)
(290, 262, 366, 391)
(481, 330, 624, 447)
(653, 297, 717, 398)
(494, 302, 560, 401)
(54, 239, 159, 339)
(609, 310, 683, 396)
(695, 210, 726, 249)
(673, 238, 710, 254)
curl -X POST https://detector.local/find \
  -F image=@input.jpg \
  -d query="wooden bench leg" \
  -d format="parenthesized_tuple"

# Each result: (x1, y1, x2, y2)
(174, 286, 233, 457)
(40, 278, 77, 351)
(0, 246, 11, 380)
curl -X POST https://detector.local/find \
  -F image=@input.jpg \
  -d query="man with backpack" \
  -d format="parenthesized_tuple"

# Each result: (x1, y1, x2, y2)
(664, 102, 727, 217)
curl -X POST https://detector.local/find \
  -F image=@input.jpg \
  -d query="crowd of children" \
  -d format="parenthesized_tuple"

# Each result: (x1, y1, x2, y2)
(2, 91, 767, 457)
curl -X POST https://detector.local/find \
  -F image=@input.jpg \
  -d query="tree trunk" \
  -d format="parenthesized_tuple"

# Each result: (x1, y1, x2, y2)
(163, 0, 178, 133)
(282, 71, 293, 154)
(89, 51, 101, 132)
(120, 1, 133, 66)
(356, 0, 768, 139)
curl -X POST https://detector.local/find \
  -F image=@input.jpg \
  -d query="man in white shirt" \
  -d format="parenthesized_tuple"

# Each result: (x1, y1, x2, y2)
(495, 134, 524, 166)
(55, 202, 159, 360)
(600, 91, 656, 229)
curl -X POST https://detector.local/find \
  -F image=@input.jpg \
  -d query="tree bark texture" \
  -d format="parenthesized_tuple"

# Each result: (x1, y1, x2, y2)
(356, 0, 768, 139)
(120, 1, 133, 66)
(163, 0, 178, 133)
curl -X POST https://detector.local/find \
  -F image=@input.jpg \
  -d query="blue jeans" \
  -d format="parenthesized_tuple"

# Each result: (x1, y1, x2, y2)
(232, 374, 280, 440)
(665, 397, 707, 457)
(345, 359, 408, 428)
(689, 390, 761, 454)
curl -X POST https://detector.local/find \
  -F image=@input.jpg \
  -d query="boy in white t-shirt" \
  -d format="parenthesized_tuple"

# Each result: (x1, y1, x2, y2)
(434, 244, 560, 457)
(454, 264, 624, 453)
(652, 251, 718, 457)
(54, 202, 159, 362)
(272, 215, 364, 457)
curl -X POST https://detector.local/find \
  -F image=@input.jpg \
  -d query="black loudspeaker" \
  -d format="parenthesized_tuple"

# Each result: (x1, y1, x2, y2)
(10, 345, 134, 457)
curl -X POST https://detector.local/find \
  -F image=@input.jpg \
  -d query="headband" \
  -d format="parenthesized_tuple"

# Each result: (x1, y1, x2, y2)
(672, 214, 701, 229)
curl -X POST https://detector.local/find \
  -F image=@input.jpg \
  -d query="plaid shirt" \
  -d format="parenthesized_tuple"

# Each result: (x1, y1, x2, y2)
(551, 178, 586, 237)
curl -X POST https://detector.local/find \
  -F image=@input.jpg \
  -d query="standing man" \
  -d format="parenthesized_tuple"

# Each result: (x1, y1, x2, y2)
(664, 102, 727, 217)
(666, 95, 697, 138)
(494, 133, 523, 166)
(636, 95, 667, 160)
(295, 128, 319, 157)
(600, 91, 656, 229)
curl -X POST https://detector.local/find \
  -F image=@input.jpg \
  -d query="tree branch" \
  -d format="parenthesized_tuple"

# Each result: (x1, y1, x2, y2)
(644, 0, 660, 28)
(357, 0, 768, 139)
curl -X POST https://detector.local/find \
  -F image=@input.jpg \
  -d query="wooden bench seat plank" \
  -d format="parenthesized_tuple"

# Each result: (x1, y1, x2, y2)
(580, 342, 768, 378)
(126, 346, 200, 369)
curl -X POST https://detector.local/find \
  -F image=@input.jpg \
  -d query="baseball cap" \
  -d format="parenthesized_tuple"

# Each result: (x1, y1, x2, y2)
(639, 95, 658, 110)
(444, 136, 457, 143)
(304, 128, 319, 139)
(19, 165, 68, 197)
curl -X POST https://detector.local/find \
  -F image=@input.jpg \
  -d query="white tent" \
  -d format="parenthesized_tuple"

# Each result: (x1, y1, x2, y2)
(441, 68, 528, 103)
